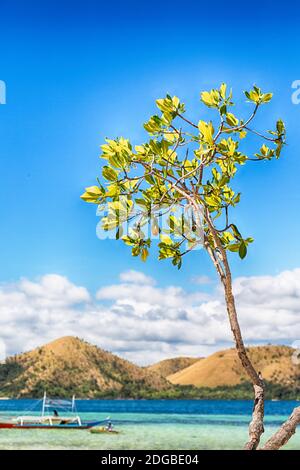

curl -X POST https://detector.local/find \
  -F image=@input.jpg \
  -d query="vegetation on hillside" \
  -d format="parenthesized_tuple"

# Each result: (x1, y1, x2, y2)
(0, 338, 299, 400)
(0, 336, 170, 398)
(146, 357, 201, 378)
(168, 345, 300, 388)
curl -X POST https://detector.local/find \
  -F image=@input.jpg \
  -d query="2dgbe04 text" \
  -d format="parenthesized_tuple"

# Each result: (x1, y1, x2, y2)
(145, 454, 199, 465)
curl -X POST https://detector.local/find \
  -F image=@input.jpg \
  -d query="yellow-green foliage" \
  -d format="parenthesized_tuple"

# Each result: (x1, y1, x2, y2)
(82, 84, 286, 267)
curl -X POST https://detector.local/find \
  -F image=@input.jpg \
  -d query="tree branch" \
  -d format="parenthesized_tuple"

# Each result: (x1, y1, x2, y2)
(176, 113, 198, 129)
(245, 126, 277, 142)
(230, 103, 260, 132)
(261, 407, 300, 450)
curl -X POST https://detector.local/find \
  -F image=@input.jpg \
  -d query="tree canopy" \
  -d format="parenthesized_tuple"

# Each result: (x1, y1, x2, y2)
(81, 84, 286, 269)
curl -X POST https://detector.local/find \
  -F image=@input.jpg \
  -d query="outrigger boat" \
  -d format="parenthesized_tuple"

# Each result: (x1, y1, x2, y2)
(0, 393, 102, 430)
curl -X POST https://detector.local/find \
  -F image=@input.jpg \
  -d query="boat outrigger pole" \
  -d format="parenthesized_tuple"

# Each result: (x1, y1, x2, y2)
(42, 391, 46, 418)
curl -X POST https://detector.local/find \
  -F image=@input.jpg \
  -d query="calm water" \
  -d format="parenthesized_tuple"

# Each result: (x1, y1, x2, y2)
(0, 399, 299, 450)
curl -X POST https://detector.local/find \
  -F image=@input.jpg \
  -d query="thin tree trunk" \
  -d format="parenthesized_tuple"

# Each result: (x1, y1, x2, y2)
(261, 406, 300, 450)
(224, 283, 265, 450)
(204, 212, 266, 450)
(215, 259, 300, 451)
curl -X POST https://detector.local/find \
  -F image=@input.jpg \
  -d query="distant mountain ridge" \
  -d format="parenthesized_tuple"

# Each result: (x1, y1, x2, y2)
(0, 337, 299, 399)
(146, 357, 201, 377)
(167, 345, 299, 388)
(0, 336, 171, 398)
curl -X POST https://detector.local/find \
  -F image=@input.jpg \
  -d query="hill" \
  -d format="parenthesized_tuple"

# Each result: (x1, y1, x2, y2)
(168, 345, 300, 388)
(0, 336, 171, 398)
(0, 340, 299, 399)
(147, 357, 201, 377)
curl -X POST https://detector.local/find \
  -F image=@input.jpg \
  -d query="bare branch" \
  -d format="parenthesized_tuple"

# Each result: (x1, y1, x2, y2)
(176, 112, 198, 129)
(245, 126, 278, 142)
(229, 103, 260, 133)
(261, 407, 300, 450)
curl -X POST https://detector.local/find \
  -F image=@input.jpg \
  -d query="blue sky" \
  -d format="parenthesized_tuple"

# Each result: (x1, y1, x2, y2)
(0, 0, 300, 295)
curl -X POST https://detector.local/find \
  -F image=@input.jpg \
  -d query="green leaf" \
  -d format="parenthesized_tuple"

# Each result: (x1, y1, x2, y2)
(276, 119, 285, 135)
(158, 246, 175, 259)
(135, 198, 149, 208)
(132, 246, 141, 257)
(227, 243, 240, 252)
(200, 89, 220, 108)
(231, 224, 242, 239)
(160, 234, 173, 245)
(155, 95, 183, 116)
(275, 139, 283, 159)
(116, 226, 123, 240)
(219, 83, 227, 100)
(85, 185, 102, 196)
(226, 113, 239, 127)
(80, 192, 99, 203)
(261, 93, 273, 103)
(145, 174, 156, 185)
(219, 104, 227, 115)
(144, 115, 163, 133)
(80, 185, 104, 203)
(122, 236, 135, 246)
(198, 120, 214, 145)
(239, 242, 247, 259)
(141, 247, 149, 261)
(244, 88, 260, 104)
(102, 166, 118, 181)
(172, 255, 182, 270)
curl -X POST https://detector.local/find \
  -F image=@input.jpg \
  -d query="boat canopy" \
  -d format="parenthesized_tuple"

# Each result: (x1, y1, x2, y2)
(15, 393, 82, 426)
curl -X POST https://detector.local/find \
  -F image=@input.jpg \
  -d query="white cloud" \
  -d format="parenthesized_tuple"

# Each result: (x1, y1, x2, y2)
(119, 270, 155, 285)
(0, 269, 299, 365)
(191, 275, 213, 285)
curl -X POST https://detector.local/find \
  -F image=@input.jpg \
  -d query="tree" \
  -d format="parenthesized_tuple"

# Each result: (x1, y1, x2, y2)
(81, 84, 299, 450)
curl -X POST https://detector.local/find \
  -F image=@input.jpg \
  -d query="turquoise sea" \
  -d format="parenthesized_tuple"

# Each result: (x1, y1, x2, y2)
(0, 400, 299, 450)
